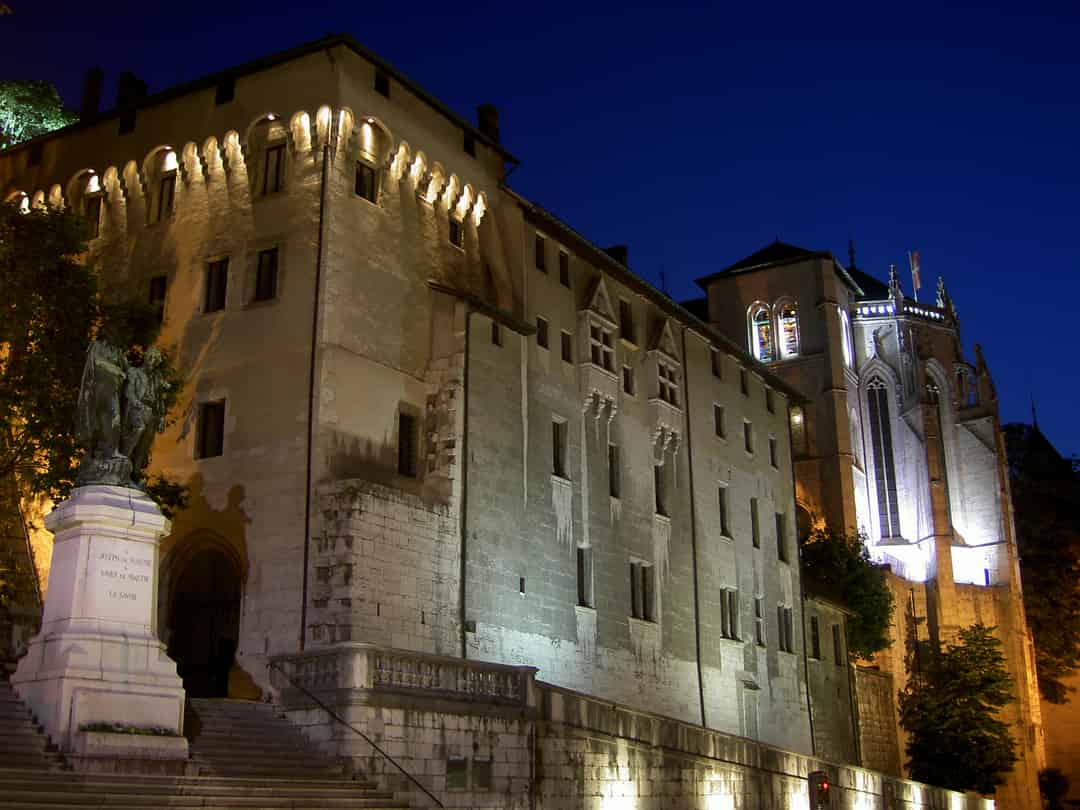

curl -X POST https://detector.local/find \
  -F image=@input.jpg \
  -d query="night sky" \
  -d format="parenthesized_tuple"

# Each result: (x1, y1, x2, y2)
(7, 2, 1078, 456)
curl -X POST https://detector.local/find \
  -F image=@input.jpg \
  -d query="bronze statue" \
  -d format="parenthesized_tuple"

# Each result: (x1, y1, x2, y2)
(75, 340, 171, 488)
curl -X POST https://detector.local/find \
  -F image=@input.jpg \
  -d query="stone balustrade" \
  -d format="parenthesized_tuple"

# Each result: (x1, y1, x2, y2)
(272, 643, 537, 708)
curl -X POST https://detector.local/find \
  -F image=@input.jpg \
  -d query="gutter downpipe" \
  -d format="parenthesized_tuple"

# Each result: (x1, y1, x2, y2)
(459, 308, 472, 660)
(300, 135, 331, 652)
(791, 401, 816, 756)
(679, 327, 708, 729)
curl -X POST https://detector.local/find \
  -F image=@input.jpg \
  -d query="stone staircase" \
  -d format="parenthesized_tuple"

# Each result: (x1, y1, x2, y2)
(0, 681, 409, 809)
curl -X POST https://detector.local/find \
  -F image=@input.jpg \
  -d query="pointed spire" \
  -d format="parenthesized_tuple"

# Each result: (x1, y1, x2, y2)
(889, 264, 904, 304)
(1031, 394, 1039, 429)
(848, 239, 856, 271)
(936, 276, 947, 309)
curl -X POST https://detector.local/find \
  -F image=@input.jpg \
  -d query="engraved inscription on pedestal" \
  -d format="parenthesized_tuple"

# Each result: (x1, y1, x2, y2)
(90, 543, 154, 625)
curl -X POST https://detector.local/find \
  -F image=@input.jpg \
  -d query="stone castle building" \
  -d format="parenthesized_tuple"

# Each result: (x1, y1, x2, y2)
(0, 33, 1034, 809)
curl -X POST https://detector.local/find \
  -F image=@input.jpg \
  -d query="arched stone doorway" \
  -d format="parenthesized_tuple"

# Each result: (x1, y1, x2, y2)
(166, 547, 241, 698)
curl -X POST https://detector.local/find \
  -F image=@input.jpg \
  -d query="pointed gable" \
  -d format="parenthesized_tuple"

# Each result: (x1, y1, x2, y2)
(650, 318, 679, 363)
(583, 276, 617, 326)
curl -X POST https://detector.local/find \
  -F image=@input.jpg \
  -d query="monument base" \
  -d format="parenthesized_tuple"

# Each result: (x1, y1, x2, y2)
(12, 485, 186, 756)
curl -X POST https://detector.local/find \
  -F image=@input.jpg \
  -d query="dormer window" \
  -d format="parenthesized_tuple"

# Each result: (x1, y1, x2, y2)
(658, 362, 679, 407)
(589, 324, 615, 372)
(777, 300, 799, 359)
(749, 303, 774, 362)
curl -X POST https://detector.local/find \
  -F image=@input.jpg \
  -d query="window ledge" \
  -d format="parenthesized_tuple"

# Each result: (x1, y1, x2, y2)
(718, 636, 743, 646)
(574, 604, 596, 616)
(619, 337, 639, 350)
(718, 533, 733, 543)
(579, 362, 618, 380)
(551, 473, 571, 487)
(628, 615, 658, 630)
(653, 512, 671, 524)
(245, 297, 278, 310)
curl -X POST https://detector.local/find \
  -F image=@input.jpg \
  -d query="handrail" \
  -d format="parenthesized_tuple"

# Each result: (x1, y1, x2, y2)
(267, 659, 444, 808)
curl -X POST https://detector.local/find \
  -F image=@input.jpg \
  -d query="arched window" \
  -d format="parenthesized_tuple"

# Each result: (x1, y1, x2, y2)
(850, 407, 863, 467)
(840, 308, 854, 368)
(776, 300, 800, 359)
(866, 378, 900, 539)
(748, 303, 774, 362)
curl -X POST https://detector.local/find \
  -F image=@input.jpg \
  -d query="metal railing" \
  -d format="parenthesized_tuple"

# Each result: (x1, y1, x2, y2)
(267, 659, 444, 808)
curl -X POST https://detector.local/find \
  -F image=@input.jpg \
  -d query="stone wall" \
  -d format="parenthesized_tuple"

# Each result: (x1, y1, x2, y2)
(274, 645, 991, 810)
(854, 667, 901, 777)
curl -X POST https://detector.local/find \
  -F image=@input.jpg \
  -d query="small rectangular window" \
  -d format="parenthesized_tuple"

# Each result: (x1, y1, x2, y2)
(740, 368, 749, 396)
(205, 259, 228, 313)
(355, 161, 377, 203)
(653, 464, 667, 517)
(398, 412, 418, 477)
(157, 174, 175, 221)
(608, 444, 620, 498)
(622, 365, 636, 396)
(630, 562, 654, 622)
(750, 497, 760, 548)
(833, 624, 844, 665)
(254, 247, 278, 302)
(754, 597, 765, 646)
(463, 132, 476, 157)
(744, 421, 754, 454)
(491, 321, 502, 346)
(448, 218, 464, 248)
(552, 419, 567, 478)
(374, 70, 390, 98)
(776, 512, 788, 563)
(536, 317, 549, 349)
(559, 251, 570, 287)
(561, 331, 573, 363)
(769, 437, 778, 468)
(148, 275, 167, 323)
(711, 349, 723, 379)
(720, 589, 739, 640)
(718, 487, 730, 536)
(577, 547, 592, 608)
(263, 143, 285, 195)
(86, 195, 103, 238)
(118, 108, 136, 135)
(589, 324, 615, 371)
(215, 75, 235, 105)
(810, 616, 821, 659)
(619, 299, 636, 344)
(446, 757, 467, 790)
(473, 757, 493, 790)
(777, 605, 795, 653)
(196, 401, 225, 459)
(535, 234, 546, 271)
(714, 404, 725, 438)
(766, 388, 775, 413)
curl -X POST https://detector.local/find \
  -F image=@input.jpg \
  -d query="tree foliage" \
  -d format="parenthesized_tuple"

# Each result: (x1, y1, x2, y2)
(799, 527, 894, 660)
(0, 81, 77, 149)
(1004, 423, 1080, 703)
(899, 624, 1018, 795)
(0, 201, 186, 515)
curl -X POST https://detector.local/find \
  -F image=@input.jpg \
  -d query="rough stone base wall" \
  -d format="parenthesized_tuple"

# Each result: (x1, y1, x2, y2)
(281, 672, 988, 810)
(854, 667, 901, 777)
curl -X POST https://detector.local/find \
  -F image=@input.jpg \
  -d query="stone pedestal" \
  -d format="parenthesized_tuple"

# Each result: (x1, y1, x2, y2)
(12, 485, 187, 758)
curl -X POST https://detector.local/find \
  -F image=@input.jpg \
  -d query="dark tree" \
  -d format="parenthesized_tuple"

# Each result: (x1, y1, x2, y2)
(0, 201, 186, 513)
(899, 624, 1017, 795)
(1039, 768, 1069, 810)
(1004, 423, 1080, 703)
(799, 527, 894, 660)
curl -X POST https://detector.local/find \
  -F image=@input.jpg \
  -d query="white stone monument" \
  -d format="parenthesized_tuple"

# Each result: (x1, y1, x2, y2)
(12, 485, 187, 761)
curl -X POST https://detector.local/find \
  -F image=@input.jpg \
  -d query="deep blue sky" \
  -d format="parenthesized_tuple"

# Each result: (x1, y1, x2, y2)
(7, 2, 1078, 455)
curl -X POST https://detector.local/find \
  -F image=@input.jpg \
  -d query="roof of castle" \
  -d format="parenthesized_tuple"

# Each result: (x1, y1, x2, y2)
(695, 239, 863, 293)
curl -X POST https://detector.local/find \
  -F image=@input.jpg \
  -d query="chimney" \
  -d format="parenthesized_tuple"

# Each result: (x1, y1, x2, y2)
(80, 67, 104, 119)
(603, 245, 629, 267)
(116, 72, 148, 110)
(477, 104, 500, 143)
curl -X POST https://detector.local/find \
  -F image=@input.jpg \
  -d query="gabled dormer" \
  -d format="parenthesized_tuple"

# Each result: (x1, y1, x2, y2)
(577, 276, 619, 423)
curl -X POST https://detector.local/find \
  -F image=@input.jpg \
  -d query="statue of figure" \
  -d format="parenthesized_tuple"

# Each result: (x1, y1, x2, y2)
(120, 348, 171, 484)
(75, 340, 130, 486)
(75, 340, 172, 488)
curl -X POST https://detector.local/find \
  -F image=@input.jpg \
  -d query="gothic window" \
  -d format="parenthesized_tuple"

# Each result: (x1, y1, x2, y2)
(840, 308, 854, 368)
(867, 378, 901, 539)
(589, 323, 615, 372)
(658, 361, 679, 406)
(776, 300, 799, 359)
(850, 407, 863, 467)
(748, 303, 774, 362)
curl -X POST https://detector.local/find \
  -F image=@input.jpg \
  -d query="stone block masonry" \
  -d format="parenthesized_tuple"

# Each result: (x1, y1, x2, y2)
(274, 645, 991, 810)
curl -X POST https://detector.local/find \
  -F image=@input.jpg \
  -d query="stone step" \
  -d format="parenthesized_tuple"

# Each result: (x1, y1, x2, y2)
(0, 770, 381, 790)
(0, 790, 403, 808)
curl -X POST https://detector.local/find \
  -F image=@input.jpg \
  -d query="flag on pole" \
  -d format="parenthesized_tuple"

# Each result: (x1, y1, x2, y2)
(909, 250, 922, 302)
